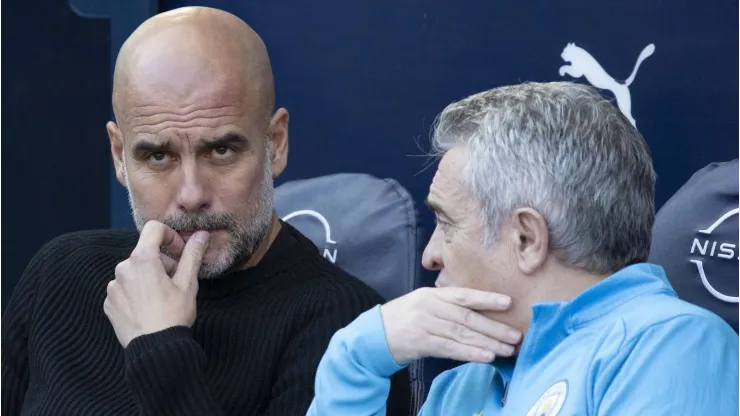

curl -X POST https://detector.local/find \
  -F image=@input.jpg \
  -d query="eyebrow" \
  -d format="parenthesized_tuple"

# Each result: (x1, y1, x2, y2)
(132, 140, 172, 158)
(425, 197, 450, 218)
(194, 133, 249, 153)
(131, 133, 250, 158)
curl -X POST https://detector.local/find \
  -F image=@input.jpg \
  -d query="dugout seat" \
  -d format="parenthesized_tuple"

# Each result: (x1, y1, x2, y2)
(649, 160, 739, 332)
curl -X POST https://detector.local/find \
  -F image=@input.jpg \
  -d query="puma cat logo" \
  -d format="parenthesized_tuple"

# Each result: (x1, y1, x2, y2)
(558, 43, 655, 127)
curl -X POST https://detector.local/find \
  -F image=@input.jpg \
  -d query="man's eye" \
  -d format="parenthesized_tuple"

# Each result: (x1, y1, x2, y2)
(435, 217, 451, 230)
(148, 152, 169, 164)
(212, 147, 235, 159)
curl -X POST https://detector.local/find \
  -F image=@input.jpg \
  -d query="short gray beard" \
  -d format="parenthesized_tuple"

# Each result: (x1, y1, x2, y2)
(122, 144, 275, 279)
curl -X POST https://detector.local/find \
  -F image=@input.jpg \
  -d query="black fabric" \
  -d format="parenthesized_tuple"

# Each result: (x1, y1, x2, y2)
(1, 222, 411, 415)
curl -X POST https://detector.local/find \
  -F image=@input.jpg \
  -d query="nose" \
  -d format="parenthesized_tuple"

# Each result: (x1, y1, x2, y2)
(176, 163, 211, 213)
(422, 228, 444, 271)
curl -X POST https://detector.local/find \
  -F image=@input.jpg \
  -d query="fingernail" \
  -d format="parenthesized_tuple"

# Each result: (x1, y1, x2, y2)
(496, 296, 511, 308)
(507, 329, 522, 343)
(194, 231, 210, 244)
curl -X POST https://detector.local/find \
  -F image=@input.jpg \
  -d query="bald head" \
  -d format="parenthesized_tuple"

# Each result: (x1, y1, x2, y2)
(112, 7, 275, 127)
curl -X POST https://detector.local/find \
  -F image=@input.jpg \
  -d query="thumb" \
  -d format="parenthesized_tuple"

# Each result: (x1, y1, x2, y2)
(173, 231, 210, 291)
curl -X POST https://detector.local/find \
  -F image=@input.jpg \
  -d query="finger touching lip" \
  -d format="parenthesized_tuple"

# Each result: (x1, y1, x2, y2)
(178, 229, 224, 243)
(178, 230, 196, 242)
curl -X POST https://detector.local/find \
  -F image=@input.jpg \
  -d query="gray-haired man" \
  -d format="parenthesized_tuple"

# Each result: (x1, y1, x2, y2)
(307, 81, 738, 415)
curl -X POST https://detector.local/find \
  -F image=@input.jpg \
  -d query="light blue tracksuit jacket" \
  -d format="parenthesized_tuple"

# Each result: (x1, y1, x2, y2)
(307, 263, 739, 415)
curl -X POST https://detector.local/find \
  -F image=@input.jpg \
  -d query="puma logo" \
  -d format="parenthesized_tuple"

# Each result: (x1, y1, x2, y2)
(472, 412, 484, 416)
(558, 43, 655, 127)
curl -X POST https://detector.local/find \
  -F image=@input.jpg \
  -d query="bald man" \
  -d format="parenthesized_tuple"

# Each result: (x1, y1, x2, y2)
(1, 7, 410, 416)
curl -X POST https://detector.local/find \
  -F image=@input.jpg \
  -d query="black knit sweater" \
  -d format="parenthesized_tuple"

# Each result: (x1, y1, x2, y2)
(2, 223, 411, 415)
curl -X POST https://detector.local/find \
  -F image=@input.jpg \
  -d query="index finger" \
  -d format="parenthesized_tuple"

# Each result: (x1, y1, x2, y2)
(133, 221, 185, 258)
(432, 302, 522, 346)
(434, 287, 512, 311)
(172, 231, 210, 291)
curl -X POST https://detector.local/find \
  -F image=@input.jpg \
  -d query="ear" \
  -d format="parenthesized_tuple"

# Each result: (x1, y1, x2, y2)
(267, 108, 289, 178)
(107, 121, 127, 187)
(510, 208, 549, 275)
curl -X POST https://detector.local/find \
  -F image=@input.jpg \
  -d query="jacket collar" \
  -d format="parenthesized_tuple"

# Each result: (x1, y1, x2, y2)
(500, 263, 675, 372)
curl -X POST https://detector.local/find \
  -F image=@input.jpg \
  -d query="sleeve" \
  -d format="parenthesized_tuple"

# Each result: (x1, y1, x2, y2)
(595, 314, 739, 415)
(124, 326, 225, 416)
(2, 241, 52, 416)
(306, 306, 409, 416)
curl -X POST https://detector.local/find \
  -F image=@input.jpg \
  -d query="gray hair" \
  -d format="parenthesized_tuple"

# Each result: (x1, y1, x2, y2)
(431, 81, 656, 274)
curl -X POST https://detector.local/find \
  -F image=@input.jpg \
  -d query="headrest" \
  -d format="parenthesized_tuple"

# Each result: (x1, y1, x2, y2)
(274, 173, 422, 302)
(649, 160, 738, 332)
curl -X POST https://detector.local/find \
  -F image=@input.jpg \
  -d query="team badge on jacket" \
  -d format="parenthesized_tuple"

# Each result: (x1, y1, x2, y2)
(525, 380, 568, 416)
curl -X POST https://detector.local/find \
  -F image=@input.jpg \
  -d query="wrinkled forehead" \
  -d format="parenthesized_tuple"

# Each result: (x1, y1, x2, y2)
(117, 78, 271, 145)
(127, 80, 246, 116)
(122, 68, 248, 112)
(428, 147, 475, 212)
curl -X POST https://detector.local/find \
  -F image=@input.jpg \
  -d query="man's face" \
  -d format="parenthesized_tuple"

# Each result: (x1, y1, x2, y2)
(110, 73, 281, 279)
(422, 146, 518, 294)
